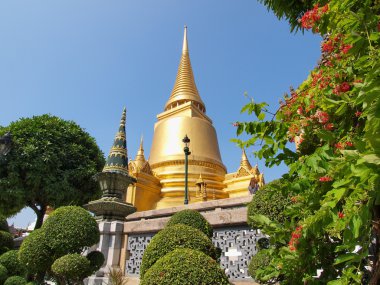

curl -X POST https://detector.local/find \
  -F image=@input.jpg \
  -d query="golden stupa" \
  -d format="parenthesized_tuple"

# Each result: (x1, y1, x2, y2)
(126, 27, 264, 211)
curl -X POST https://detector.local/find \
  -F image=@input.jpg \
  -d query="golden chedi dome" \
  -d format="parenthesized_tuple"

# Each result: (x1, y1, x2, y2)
(149, 27, 227, 209)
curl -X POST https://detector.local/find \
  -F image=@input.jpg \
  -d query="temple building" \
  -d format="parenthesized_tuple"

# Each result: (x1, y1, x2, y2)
(126, 27, 264, 211)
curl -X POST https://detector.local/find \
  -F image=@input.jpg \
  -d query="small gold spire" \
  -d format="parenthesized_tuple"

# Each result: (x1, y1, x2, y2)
(240, 149, 252, 169)
(164, 26, 205, 112)
(135, 135, 146, 168)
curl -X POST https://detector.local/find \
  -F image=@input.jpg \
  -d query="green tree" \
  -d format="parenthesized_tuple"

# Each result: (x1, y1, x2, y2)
(235, 0, 380, 283)
(0, 115, 105, 229)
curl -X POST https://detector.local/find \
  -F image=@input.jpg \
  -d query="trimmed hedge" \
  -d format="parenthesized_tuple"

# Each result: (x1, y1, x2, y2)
(248, 249, 271, 280)
(0, 264, 8, 285)
(166, 209, 213, 238)
(18, 229, 52, 274)
(0, 232, 13, 256)
(140, 224, 218, 278)
(3, 276, 26, 285)
(42, 206, 99, 258)
(141, 248, 230, 285)
(247, 179, 292, 228)
(51, 254, 91, 281)
(86, 251, 104, 273)
(0, 251, 25, 277)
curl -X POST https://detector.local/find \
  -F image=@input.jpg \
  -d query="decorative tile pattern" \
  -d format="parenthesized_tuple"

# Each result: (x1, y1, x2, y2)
(125, 233, 154, 276)
(124, 226, 264, 279)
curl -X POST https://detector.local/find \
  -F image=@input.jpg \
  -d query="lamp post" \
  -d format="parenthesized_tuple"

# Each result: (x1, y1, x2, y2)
(182, 134, 191, 205)
(0, 132, 12, 157)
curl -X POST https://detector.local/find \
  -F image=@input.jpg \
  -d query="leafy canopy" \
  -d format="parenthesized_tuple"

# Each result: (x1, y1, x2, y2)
(236, 0, 380, 283)
(0, 114, 105, 228)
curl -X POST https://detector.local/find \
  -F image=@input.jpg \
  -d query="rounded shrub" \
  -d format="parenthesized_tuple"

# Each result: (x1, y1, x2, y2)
(247, 179, 291, 228)
(0, 231, 14, 255)
(140, 224, 218, 278)
(51, 254, 91, 281)
(0, 264, 8, 285)
(0, 251, 25, 277)
(141, 248, 230, 285)
(18, 229, 52, 274)
(42, 206, 99, 257)
(86, 251, 104, 273)
(166, 209, 213, 238)
(248, 250, 271, 280)
(3, 276, 27, 285)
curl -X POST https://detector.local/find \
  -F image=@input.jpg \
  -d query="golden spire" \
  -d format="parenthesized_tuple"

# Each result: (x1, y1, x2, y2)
(251, 163, 260, 175)
(240, 148, 252, 169)
(164, 26, 206, 112)
(134, 135, 146, 169)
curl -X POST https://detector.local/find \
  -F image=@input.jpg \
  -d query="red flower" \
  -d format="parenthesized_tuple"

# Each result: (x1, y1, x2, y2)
(322, 41, 334, 53)
(319, 176, 333, 182)
(335, 142, 344, 149)
(355, 111, 362, 117)
(315, 110, 329, 124)
(324, 123, 334, 131)
(341, 44, 352, 54)
(340, 82, 351, 92)
(338, 212, 344, 219)
(297, 107, 303, 115)
(346, 141, 353, 147)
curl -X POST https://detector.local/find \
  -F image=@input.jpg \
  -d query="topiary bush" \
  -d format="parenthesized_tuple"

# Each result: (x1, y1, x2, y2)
(0, 232, 13, 256)
(18, 229, 52, 274)
(141, 248, 230, 285)
(51, 254, 91, 282)
(247, 179, 292, 228)
(140, 224, 218, 278)
(42, 206, 99, 258)
(166, 209, 213, 238)
(0, 251, 25, 277)
(248, 249, 271, 281)
(0, 264, 8, 285)
(3, 276, 26, 285)
(86, 251, 104, 273)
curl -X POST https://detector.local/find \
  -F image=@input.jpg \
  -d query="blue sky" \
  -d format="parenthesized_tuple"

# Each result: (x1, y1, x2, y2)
(1, 1, 321, 227)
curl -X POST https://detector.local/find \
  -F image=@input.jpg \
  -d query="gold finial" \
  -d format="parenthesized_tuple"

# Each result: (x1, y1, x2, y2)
(240, 148, 252, 169)
(251, 163, 260, 175)
(182, 25, 188, 54)
(164, 26, 206, 112)
(135, 135, 146, 163)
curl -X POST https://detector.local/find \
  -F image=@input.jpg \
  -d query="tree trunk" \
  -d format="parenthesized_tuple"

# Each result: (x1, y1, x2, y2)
(28, 203, 46, 230)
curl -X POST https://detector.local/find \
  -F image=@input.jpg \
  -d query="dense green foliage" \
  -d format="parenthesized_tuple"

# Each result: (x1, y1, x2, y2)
(3, 276, 26, 285)
(248, 249, 272, 283)
(140, 224, 218, 278)
(247, 179, 291, 228)
(0, 114, 105, 229)
(0, 251, 25, 277)
(0, 217, 8, 233)
(141, 248, 230, 285)
(166, 209, 213, 238)
(18, 206, 102, 284)
(42, 206, 100, 258)
(18, 229, 52, 274)
(235, 0, 380, 283)
(86, 251, 104, 273)
(51, 254, 91, 282)
(0, 232, 13, 256)
(0, 264, 8, 285)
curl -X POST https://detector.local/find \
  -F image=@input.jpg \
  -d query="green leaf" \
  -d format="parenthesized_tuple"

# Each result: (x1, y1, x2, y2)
(334, 253, 360, 265)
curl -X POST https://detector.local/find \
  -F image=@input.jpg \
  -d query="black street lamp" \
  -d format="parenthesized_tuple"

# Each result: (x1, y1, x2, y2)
(182, 134, 191, 205)
(0, 132, 12, 157)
